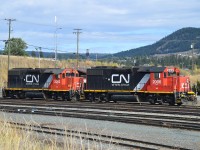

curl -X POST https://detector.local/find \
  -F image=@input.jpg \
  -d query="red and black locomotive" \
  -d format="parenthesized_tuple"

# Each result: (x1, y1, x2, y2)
(2, 66, 196, 105)
(85, 66, 195, 105)
(3, 68, 85, 101)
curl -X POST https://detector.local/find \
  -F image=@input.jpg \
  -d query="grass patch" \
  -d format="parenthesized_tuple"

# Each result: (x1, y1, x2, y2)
(0, 55, 118, 87)
(0, 118, 117, 150)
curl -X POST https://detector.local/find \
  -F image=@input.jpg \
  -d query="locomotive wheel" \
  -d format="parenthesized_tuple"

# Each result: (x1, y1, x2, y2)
(148, 96, 155, 105)
(62, 95, 66, 101)
(98, 96, 104, 103)
(53, 94, 58, 100)
(65, 93, 71, 101)
(105, 94, 111, 102)
(71, 93, 80, 102)
(158, 100, 163, 105)
(10, 93, 16, 99)
(149, 99, 155, 105)
(75, 93, 80, 101)
(177, 102, 182, 106)
(88, 93, 95, 102)
(168, 101, 175, 106)
(18, 92, 25, 99)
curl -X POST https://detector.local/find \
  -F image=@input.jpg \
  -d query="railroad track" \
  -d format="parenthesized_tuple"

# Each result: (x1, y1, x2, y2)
(0, 103, 200, 131)
(5, 121, 190, 150)
(0, 98, 199, 116)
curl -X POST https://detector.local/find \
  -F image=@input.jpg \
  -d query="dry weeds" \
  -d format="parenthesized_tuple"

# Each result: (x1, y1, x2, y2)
(0, 119, 116, 150)
(0, 55, 118, 87)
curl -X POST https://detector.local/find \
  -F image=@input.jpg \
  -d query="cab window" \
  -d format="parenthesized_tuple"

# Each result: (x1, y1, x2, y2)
(55, 74, 60, 79)
(66, 73, 75, 77)
(168, 72, 177, 76)
(154, 73, 160, 79)
(62, 73, 65, 78)
(66, 73, 70, 77)
(164, 72, 167, 78)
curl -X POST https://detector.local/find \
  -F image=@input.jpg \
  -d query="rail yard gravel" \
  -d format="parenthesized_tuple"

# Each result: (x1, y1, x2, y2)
(0, 111, 199, 150)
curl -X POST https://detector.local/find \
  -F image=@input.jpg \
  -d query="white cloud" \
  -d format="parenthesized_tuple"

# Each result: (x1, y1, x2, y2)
(0, 0, 200, 53)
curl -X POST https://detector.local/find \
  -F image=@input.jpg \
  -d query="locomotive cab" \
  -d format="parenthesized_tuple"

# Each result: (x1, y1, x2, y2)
(143, 67, 195, 105)
(49, 68, 85, 101)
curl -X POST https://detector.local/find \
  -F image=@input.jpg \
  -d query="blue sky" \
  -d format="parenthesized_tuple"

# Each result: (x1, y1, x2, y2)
(1, 0, 200, 54)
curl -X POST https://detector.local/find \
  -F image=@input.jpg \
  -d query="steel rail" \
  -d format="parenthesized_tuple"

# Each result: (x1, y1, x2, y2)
(4, 121, 190, 150)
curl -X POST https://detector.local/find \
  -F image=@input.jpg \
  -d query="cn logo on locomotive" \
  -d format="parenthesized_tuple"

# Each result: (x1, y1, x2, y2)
(25, 74, 39, 84)
(111, 74, 130, 84)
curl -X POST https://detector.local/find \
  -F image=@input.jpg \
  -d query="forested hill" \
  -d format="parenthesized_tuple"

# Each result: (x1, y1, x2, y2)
(114, 27, 200, 57)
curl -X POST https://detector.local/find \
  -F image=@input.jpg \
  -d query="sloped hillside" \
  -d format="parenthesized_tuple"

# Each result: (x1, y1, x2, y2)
(114, 27, 200, 57)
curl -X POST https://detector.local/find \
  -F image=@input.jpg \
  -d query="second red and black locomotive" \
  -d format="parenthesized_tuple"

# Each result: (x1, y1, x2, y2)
(84, 66, 195, 105)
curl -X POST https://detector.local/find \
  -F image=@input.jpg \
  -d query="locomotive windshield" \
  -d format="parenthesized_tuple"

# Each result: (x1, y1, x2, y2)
(168, 71, 177, 76)
(66, 73, 78, 77)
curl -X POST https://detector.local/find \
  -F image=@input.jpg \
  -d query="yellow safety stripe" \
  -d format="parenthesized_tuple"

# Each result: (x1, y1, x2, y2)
(5, 88, 48, 91)
(187, 91, 195, 95)
(4, 88, 69, 92)
(84, 90, 173, 94)
(84, 90, 132, 93)
(49, 90, 70, 92)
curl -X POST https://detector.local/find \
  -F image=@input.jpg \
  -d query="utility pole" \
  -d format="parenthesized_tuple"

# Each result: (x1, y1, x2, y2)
(39, 47, 41, 68)
(86, 49, 89, 60)
(5, 18, 16, 71)
(73, 29, 82, 68)
(96, 53, 98, 66)
(191, 43, 195, 71)
(35, 47, 41, 68)
(54, 27, 62, 68)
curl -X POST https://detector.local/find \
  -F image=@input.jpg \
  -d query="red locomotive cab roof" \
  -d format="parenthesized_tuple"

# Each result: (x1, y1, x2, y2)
(64, 68, 79, 74)
(136, 66, 183, 78)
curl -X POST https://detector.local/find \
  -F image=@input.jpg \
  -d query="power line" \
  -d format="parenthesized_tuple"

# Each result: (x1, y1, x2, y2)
(26, 43, 67, 53)
(17, 20, 56, 27)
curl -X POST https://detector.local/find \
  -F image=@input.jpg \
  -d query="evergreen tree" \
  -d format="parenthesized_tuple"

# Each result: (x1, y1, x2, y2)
(3, 37, 28, 56)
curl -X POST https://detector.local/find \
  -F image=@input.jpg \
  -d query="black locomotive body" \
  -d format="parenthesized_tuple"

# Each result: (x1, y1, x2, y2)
(84, 66, 146, 101)
(3, 68, 62, 98)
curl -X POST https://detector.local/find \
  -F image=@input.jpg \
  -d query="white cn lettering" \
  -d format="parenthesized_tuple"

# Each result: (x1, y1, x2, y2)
(26, 75, 39, 83)
(111, 74, 130, 84)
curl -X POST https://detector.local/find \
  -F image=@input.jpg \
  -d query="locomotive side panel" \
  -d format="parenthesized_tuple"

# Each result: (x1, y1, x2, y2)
(7, 68, 53, 89)
(86, 67, 135, 91)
